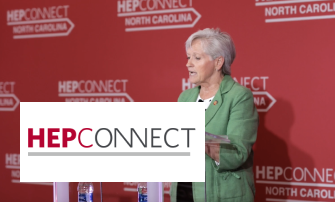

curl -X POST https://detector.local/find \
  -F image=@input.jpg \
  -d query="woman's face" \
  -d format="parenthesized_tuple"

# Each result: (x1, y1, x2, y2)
(186, 39, 217, 86)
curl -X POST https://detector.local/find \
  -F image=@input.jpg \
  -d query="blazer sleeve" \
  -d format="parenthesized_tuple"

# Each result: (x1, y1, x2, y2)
(214, 89, 258, 172)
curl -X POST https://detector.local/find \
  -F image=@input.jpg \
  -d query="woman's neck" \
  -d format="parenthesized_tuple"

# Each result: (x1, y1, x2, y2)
(199, 75, 224, 99)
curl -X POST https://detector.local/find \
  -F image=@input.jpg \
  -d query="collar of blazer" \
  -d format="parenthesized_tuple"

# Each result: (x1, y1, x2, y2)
(182, 75, 235, 126)
(205, 75, 235, 126)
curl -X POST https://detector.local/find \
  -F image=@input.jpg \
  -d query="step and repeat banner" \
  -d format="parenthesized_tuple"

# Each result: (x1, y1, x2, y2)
(1, 0, 335, 201)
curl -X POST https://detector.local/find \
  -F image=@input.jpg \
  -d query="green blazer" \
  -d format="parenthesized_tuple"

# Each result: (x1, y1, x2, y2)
(170, 75, 258, 202)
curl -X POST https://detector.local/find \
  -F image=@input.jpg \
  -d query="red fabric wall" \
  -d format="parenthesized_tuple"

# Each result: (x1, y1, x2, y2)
(1, 0, 335, 201)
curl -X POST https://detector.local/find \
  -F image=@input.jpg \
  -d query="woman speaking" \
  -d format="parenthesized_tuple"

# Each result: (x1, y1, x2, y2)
(170, 28, 259, 202)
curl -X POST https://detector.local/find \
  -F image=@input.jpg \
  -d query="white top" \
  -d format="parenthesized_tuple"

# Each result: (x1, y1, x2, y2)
(197, 94, 214, 110)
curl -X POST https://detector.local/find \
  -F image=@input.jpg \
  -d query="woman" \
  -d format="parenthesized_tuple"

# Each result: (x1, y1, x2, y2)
(170, 28, 259, 202)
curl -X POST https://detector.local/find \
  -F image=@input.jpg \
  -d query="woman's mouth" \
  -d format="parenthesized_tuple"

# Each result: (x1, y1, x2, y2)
(189, 71, 196, 76)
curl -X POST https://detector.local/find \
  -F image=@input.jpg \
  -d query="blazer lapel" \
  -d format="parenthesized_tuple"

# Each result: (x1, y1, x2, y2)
(188, 86, 200, 102)
(205, 75, 235, 126)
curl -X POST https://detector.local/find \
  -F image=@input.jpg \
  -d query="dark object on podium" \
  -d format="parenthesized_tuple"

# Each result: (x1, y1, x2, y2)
(177, 182, 194, 202)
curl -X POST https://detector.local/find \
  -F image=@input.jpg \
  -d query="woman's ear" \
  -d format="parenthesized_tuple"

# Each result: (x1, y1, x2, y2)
(215, 56, 224, 71)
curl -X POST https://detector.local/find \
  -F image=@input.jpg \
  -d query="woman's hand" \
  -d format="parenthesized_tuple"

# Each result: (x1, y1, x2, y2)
(205, 142, 220, 163)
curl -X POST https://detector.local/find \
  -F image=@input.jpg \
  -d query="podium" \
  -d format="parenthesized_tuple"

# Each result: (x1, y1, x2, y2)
(53, 182, 164, 202)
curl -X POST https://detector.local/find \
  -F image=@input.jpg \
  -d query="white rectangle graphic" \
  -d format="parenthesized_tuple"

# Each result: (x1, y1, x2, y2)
(20, 102, 205, 182)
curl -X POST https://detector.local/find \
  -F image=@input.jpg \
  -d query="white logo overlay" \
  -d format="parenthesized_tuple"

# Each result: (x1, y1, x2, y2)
(6, 5, 74, 39)
(58, 80, 134, 102)
(117, 0, 201, 32)
(20, 102, 205, 182)
(256, 0, 335, 23)
(0, 82, 20, 111)
(182, 77, 276, 112)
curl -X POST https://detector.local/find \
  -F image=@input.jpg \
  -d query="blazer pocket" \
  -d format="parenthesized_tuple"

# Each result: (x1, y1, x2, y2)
(215, 171, 245, 199)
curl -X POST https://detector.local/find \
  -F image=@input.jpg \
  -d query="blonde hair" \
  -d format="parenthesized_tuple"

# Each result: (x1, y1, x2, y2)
(185, 28, 236, 75)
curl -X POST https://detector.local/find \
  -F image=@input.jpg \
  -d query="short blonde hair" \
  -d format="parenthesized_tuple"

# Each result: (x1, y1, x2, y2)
(185, 28, 236, 75)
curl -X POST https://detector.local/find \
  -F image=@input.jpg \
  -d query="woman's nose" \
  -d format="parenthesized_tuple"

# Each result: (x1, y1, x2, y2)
(186, 59, 193, 68)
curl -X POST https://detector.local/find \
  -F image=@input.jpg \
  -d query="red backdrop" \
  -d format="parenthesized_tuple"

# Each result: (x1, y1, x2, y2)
(1, 0, 335, 201)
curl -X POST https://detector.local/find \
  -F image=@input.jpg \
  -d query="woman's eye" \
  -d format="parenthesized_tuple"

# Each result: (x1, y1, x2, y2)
(196, 57, 200, 60)
(187, 57, 190, 60)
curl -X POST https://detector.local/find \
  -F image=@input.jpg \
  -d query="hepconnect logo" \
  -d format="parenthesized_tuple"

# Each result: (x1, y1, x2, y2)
(181, 76, 276, 112)
(0, 82, 20, 111)
(58, 80, 134, 102)
(256, 0, 335, 23)
(20, 103, 203, 182)
(27, 127, 193, 150)
(5, 153, 52, 186)
(256, 166, 335, 201)
(233, 76, 276, 112)
(6, 5, 74, 39)
(117, 0, 201, 32)
(5, 153, 20, 184)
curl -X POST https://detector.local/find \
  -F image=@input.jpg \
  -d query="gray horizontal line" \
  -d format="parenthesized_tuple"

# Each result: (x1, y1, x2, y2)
(28, 152, 190, 156)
